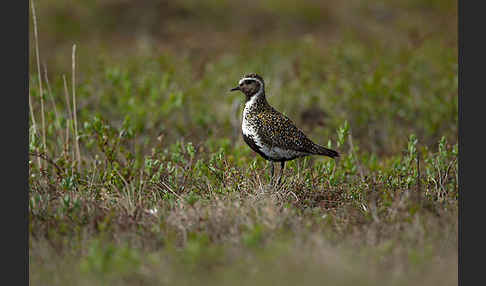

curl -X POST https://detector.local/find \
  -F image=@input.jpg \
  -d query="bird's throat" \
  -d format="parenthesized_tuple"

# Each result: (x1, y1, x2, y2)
(244, 91, 267, 111)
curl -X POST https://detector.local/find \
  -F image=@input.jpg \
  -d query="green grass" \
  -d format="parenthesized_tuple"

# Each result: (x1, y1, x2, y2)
(29, 0, 457, 285)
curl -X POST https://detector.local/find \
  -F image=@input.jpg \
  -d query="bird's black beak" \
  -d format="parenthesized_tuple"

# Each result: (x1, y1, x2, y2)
(230, 86, 240, 92)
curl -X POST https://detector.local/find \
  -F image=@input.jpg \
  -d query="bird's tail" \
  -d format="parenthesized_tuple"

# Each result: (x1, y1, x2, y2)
(313, 145, 339, 159)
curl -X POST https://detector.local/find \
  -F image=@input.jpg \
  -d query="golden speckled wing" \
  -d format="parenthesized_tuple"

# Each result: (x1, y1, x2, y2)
(255, 107, 319, 154)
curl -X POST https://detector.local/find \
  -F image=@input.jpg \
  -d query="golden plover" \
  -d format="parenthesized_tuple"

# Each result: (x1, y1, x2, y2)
(230, 73, 339, 185)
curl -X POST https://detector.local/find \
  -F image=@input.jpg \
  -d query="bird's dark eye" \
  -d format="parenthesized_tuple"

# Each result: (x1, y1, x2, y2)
(244, 80, 253, 85)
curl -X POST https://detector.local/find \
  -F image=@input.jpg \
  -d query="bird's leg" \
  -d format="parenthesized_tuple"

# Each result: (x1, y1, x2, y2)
(277, 161, 285, 186)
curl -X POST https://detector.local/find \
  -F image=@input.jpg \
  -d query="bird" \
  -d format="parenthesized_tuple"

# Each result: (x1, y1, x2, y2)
(230, 73, 339, 186)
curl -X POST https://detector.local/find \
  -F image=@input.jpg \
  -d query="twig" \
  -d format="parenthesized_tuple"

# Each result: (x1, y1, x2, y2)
(416, 150, 421, 205)
(179, 155, 195, 192)
(435, 158, 444, 200)
(29, 152, 63, 178)
(89, 160, 98, 190)
(443, 158, 457, 187)
(440, 158, 457, 199)
(138, 168, 145, 202)
(72, 44, 82, 171)
(31, 0, 47, 169)
(155, 181, 184, 201)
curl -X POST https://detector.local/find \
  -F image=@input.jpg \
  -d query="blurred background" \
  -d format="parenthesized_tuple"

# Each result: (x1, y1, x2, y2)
(30, 0, 457, 158)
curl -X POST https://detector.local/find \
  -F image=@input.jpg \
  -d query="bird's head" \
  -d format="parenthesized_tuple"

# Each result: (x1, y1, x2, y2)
(230, 73, 265, 99)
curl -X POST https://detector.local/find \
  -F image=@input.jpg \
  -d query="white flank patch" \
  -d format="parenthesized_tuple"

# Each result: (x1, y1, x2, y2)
(262, 146, 307, 160)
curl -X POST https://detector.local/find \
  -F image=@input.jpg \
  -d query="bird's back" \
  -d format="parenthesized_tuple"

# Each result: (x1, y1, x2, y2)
(258, 106, 324, 154)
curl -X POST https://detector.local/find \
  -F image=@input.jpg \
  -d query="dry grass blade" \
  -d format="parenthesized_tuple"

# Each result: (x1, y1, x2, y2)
(71, 44, 82, 172)
(28, 89, 42, 169)
(62, 74, 73, 121)
(43, 64, 60, 123)
(31, 0, 46, 169)
(43, 64, 64, 148)
(28, 89, 37, 134)
(62, 74, 72, 162)
(348, 129, 364, 180)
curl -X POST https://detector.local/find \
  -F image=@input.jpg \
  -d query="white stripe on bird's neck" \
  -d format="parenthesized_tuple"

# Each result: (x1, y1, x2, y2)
(242, 89, 264, 137)
(244, 88, 264, 111)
